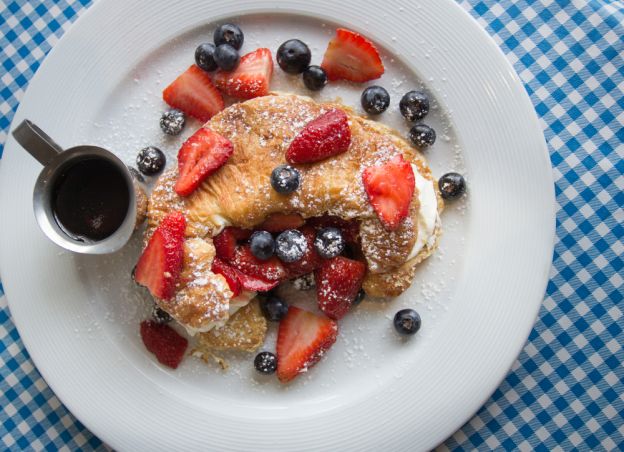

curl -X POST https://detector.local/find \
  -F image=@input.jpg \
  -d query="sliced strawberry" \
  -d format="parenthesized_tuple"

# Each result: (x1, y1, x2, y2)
(307, 215, 360, 244)
(211, 257, 242, 297)
(231, 245, 286, 282)
(362, 154, 415, 231)
(135, 212, 186, 301)
(214, 48, 273, 99)
(314, 256, 366, 320)
(321, 28, 384, 83)
(286, 109, 351, 164)
(229, 227, 253, 241)
(276, 306, 338, 383)
(235, 271, 279, 292)
(140, 320, 188, 369)
(259, 213, 305, 233)
(213, 227, 238, 261)
(175, 128, 234, 197)
(163, 65, 225, 122)
(283, 226, 323, 279)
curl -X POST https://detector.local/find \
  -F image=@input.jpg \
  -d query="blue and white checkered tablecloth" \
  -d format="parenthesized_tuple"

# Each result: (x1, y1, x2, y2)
(1, 0, 622, 449)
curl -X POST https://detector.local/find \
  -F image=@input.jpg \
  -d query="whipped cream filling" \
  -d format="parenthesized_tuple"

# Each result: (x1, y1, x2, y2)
(210, 214, 232, 235)
(181, 290, 256, 336)
(407, 165, 440, 261)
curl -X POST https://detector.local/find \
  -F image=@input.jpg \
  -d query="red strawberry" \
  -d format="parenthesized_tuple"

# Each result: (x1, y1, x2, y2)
(283, 226, 323, 279)
(307, 215, 360, 244)
(211, 258, 242, 297)
(235, 271, 279, 292)
(163, 65, 225, 122)
(229, 227, 253, 241)
(134, 212, 186, 301)
(286, 109, 351, 164)
(140, 320, 188, 369)
(214, 48, 273, 99)
(259, 213, 305, 233)
(213, 227, 238, 261)
(276, 306, 338, 383)
(321, 28, 384, 82)
(175, 128, 234, 197)
(362, 154, 415, 231)
(232, 245, 286, 282)
(315, 256, 366, 320)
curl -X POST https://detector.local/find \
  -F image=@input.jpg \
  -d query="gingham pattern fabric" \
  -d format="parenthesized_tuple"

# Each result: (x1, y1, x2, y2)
(1, 0, 622, 449)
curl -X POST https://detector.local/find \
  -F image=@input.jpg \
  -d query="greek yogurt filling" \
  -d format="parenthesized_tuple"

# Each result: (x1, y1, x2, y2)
(182, 290, 256, 336)
(407, 165, 440, 261)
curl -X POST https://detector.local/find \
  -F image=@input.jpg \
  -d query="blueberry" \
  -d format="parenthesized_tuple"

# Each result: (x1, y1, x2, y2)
(277, 39, 312, 74)
(214, 44, 240, 71)
(275, 229, 307, 263)
(302, 65, 327, 91)
(361, 86, 390, 115)
(408, 124, 436, 148)
(159, 109, 185, 135)
(254, 351, 277, 374)
(393, 309, 421, 335)
(250, 230, 275, 261)
(213, 23, 244, 50)
(353, 288, 366, 306)
(261, 296, 289, 321)
(438, 172, 466, 200)
(136, 146, 166, 176)
(399, 90, 430, 121)
(314, 227, 345, 259)
(194, 43, 218, 72)
(271, 164, 301, 194)
(152, 306, 172, 324)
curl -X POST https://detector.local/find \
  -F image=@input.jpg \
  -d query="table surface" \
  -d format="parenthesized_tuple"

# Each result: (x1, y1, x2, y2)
(1, 0, 623, 450)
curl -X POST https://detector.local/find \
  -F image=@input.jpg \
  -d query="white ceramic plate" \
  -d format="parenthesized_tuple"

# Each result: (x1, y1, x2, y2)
(0, 0, 555, 450)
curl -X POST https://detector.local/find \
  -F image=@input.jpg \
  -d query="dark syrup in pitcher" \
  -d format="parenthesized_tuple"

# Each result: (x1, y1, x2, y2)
(52, 159, 130, 242)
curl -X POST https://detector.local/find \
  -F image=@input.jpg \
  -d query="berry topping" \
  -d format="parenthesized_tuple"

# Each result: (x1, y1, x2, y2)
(175, 128, 233, 197)
(260, 295, 289, 322)
(213, 23, 244, 50)
(361, 85, 390, 115)
(254, 351, 277, 374)
(399, 90, 430, 121)
(210, 257, 242, 297)
(315, 256, 366, 320)
(250, 230, 275, 261)
(134, 212, 186, 300)
(393, 309, 421, 335)
(214, 48, 273, 99)
(409, 124, 436, 148)
(362, 154, 415, 231)
(321, 28, 384, 83)
(353, 288, 366, 306)
(232, 245, 286, 282)
(213, 227, 238, 261)
(307, 215, 360, 245)
(163, 65, 225, 122)
(286, 108, 351, 164)
(314, 227, 345, 259)
(271, 164, 301, 194)
(235, 271, 280, 292)
(277, 39, 311, 74)
(438, 172, 466, 200)
(152, 306, 172, 324)
(276, 306, 338, 382)
(259, 213, 305, 233)
(282, 227, 323, 279)
(140, 320, 188, 369)
(302, 65, 328, 91)
(194, 43, 218, 72)
(275, 229, 308, 263)
(214, 44, 240, 71)
(136, 146, 166, 176)
(160, 109, 186, 136)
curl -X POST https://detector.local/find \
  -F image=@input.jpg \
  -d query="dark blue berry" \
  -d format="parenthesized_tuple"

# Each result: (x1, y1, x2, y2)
(277, 39, 311, 74)
(271, 164, 301, 194)
(254, 351, 277, 374)
(302, 65, 327, 91)
(275, 229, 307, 263)
(261, 296, 289, 321)
(213, 23, 244, 50)
(250, 230, 275, 260)
(400, 91, 430, 121)
(353, 288, 366, 306)
(214, 44, 240, 71)
(152, 306, 172, 324)
(194, 43, 218, 72)
(160, 109, 185, 135)
(393, 309, 421, 335)
(136, 146, 166, 176)
(438, 172, 466, 200)
(361, 86, 390, 115)
(314, 227, 345, 259)
(409, 124, 436, 148)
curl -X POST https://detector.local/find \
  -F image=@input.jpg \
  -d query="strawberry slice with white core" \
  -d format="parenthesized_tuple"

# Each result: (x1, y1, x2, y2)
(211, 257, 242, 297)
(321, 28, 384, 83)
(163, 65, 225, 122)
(175, 128, 234, 197)
(362, 154, 415, 231)
(214, 48, 274, 99)
(286, 109, 351, 164)
(276, 306, 338, 382)
(315, 256, 366, 320)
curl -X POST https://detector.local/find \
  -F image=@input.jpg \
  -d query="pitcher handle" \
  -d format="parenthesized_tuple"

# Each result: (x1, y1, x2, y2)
(12, 120, 64, 166)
